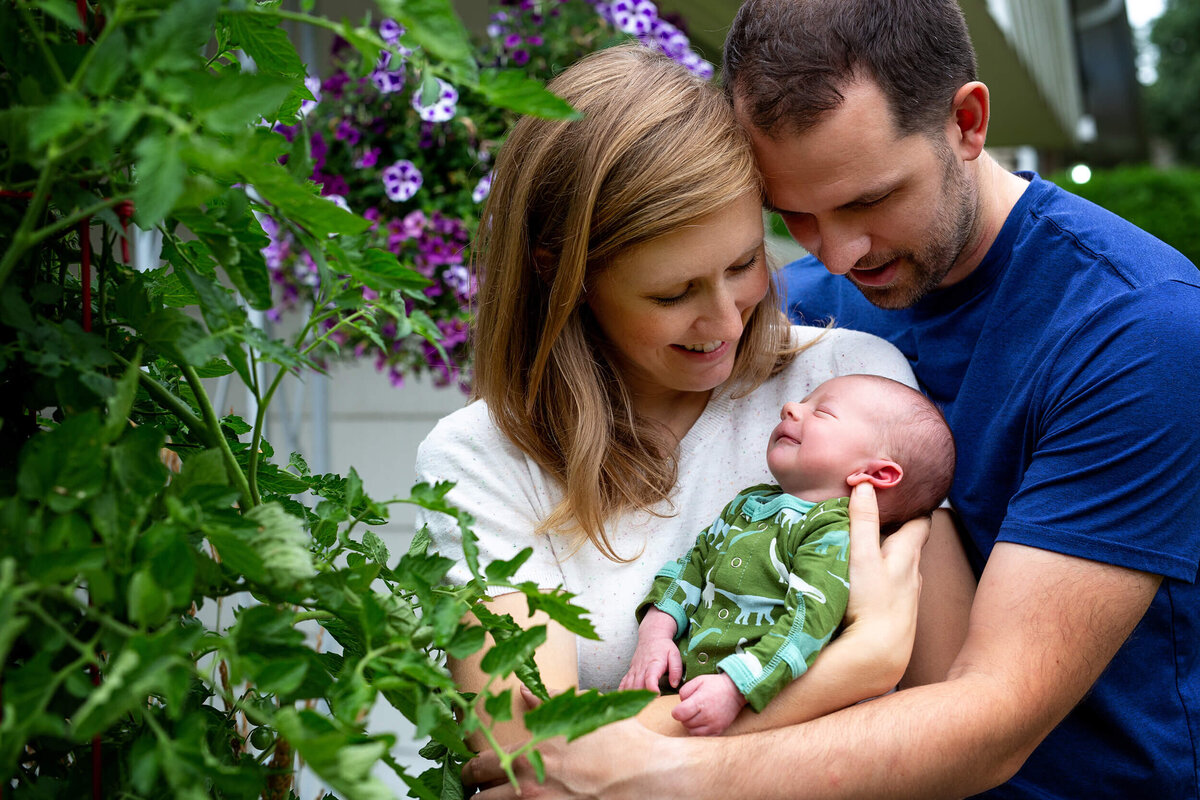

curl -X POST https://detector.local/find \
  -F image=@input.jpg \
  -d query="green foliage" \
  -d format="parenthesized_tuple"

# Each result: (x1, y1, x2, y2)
(0, 1, 650, 797)
(1048, 165, 1200, 266)
(1144, 0, 1200, 164)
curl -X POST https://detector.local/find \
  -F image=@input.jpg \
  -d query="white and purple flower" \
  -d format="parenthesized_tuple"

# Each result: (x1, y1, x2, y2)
(411, 78, 458, 123)
(382, 160, 423, 202)
(472, 172, 493, 203)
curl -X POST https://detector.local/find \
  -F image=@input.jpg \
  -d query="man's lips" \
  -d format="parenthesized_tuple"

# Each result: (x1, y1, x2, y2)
(850, 257, 900, 287)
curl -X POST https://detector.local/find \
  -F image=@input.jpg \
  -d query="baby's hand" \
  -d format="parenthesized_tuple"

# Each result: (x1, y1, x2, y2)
(619, 608, 681, 693)
(671, 673, 747, 736)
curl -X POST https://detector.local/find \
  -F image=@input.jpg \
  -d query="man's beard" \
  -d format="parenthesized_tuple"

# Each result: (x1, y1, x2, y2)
(853, 156, 978, 310)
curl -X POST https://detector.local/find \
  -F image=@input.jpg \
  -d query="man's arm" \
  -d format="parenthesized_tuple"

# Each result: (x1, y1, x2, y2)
(467, 541, 1159, 799)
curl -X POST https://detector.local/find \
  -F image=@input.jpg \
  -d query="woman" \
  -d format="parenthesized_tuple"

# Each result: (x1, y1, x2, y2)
(414, 44, 972, 745)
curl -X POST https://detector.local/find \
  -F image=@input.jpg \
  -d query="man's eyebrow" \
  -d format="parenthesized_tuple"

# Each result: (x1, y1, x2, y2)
(766, 183, 898, 216)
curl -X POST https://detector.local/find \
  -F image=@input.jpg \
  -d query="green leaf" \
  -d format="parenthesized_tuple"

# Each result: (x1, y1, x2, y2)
(477, 69, 581, 120)
(378, 0, 478, 84)
(83, 27, 129, 96)
(111, 424, 170, 496)
(245, 502, 315, 589)
(128, 569, 170, 627)
(361, 529, 390, 567)
(224, 11, 306, 77)
(242, 163, 370, 237)
(479, 625, 546, 678)
(483, 688, 513, 724)
(137, 0, 218, 73)
(346, 247, 432, 293)
(140, 308, 226, 366)
(522, 586, 599, 640)
(17, 412, 107, 512)
(30, 0, 83, 30)
(484, 547, 533, 584)
(28, 91, 93, 149)
(194, 358, 236, 378)
(190, 71, 296, 131)
(445, 624, 485, 659)
(103, 350, 143, 443)
(523, 688, 654, 743)
(134, 135, 187, 228)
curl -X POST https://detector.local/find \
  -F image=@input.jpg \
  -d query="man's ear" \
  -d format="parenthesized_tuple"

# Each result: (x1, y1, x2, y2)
(948, 81, 989, 161)
(846, 459, 903, 489)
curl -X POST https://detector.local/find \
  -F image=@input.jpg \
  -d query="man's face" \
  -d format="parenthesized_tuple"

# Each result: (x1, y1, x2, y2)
(739, 80, 980, 309)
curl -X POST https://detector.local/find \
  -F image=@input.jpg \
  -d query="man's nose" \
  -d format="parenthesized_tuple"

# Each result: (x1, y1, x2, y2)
(817, 223, 871, 276)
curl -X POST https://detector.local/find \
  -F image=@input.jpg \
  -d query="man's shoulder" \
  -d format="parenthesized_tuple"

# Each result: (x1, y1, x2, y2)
(1020, 175, 1198, 287)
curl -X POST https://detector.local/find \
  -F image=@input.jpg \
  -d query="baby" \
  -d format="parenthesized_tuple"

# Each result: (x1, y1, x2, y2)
(619, 374, 955, 735)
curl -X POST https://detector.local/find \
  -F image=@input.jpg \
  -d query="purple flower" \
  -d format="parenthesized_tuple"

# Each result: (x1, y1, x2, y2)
(310, 132, 328, 171)
(527, 35, 544, 46)
(443, 263, 475, 300)
(510, 49, 530, 66)
(472, 172, 493, 203)
(355, 147, 381, 169)
(411, 78, 458, 123)
(372, 67, 405, 94)
(379, 18, 405, 44)
(382, 160, 423, 202)
(334, 118, 361, 146)
(503, 33, 523, 48)
(321, 70, 351, 101)
(610, 0, 657, 35)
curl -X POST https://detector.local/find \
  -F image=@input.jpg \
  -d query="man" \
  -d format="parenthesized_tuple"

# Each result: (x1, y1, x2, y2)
(464, 1, 1200, 796)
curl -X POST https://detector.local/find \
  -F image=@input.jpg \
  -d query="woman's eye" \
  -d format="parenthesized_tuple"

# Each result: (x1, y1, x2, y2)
(651, 289, 689, 306)
(730, 254, 760, 273)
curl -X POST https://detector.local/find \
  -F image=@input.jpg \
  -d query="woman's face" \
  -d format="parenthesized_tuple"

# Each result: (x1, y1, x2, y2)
(585, 192, 769, 407)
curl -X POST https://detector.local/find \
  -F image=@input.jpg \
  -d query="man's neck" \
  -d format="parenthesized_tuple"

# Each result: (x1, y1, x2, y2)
(944, 153, 1030, 287)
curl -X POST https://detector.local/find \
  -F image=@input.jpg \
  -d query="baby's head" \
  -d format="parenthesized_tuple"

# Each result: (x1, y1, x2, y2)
(766, 374, 955, 529)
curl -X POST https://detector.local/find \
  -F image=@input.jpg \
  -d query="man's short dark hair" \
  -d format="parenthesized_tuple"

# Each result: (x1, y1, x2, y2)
(723, 0, 978, 138)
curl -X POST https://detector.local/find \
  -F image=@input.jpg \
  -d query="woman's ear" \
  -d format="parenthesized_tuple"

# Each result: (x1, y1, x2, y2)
(533, 246, 557, 283)
(846, 459, 903, 489)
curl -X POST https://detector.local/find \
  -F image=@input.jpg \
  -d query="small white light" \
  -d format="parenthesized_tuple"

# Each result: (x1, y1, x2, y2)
(1070, 164, 1093, 184)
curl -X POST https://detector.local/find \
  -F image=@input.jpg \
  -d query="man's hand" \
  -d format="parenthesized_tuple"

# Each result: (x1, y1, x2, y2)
(619, 607, 682, 692)
(671, 673, 747, 736)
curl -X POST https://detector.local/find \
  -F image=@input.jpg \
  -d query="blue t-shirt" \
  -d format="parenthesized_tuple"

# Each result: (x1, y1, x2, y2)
(782, 173, 1200, 799)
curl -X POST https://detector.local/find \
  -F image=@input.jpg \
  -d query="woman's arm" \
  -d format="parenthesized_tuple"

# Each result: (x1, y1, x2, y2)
(450, 591, 580, 751)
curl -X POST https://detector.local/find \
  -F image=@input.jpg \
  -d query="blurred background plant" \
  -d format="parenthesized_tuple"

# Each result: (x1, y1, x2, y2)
(266, 0, 715, 391)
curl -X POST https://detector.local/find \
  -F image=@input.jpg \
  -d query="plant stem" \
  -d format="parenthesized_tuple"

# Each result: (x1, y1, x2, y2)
(247, 348, 266, 506)
(25, 196, 127, 251)
(0, 156, 56, 290)
(180, 362, 256, 509)
(113, 353, 210, 442)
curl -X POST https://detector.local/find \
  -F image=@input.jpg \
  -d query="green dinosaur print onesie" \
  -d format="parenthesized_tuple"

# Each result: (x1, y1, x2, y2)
(637, 485, 850, 712)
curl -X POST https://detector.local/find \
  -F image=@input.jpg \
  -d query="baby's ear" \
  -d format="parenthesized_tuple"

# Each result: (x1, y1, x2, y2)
(846, 459, 903, 489)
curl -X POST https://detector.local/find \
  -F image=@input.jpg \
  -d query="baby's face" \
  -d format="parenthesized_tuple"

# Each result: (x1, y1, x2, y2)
(766, 375, 886, 500)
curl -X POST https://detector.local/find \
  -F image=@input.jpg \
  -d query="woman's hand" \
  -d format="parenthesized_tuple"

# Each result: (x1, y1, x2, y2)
(839, 480, 931, 692)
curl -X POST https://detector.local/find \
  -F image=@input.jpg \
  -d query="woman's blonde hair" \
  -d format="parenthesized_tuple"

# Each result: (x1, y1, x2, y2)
(472, 44, 795, 560)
